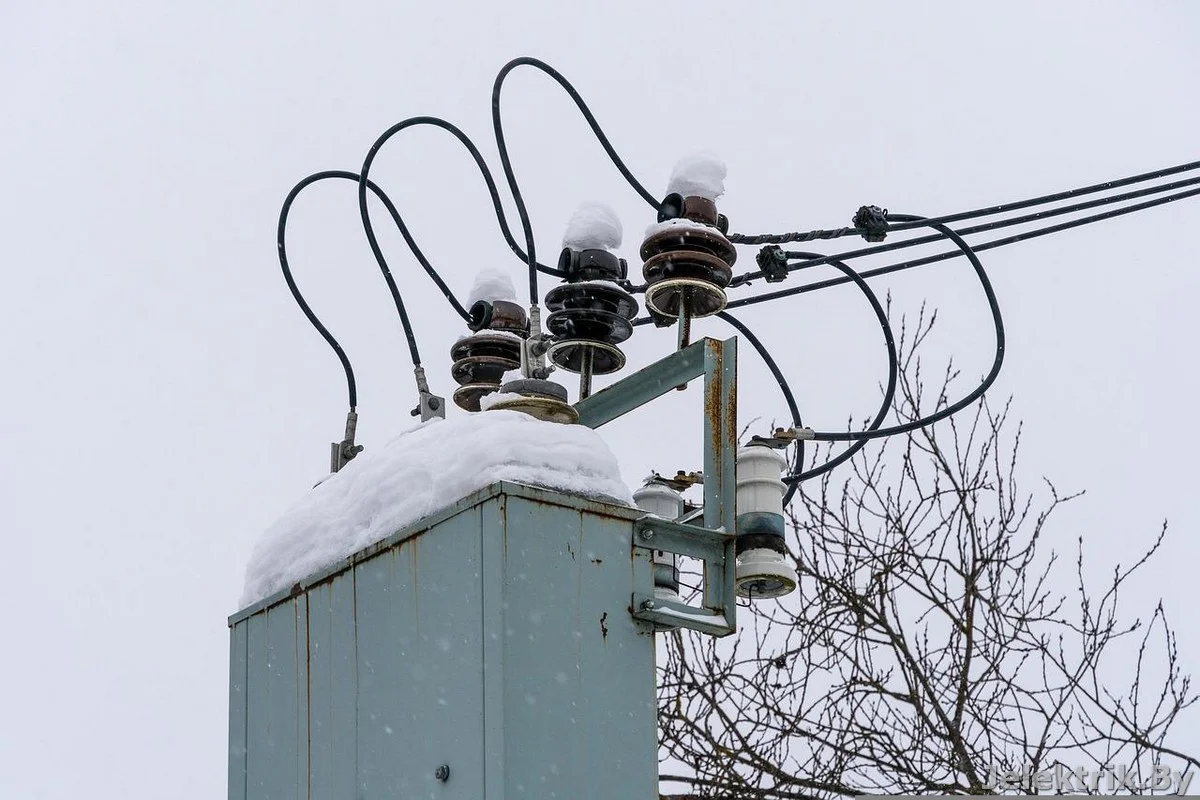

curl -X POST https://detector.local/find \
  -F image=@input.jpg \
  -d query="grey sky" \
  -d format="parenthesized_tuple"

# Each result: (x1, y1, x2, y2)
(2, 3, 1198, 797)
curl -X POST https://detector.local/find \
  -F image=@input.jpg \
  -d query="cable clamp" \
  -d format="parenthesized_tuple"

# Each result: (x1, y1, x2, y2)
(750, 426, 815, 448)
(330, 410, 365, 473)
(644, 469, 705, 491)
(756, 245, 790, 283)
(410, 366, 446, 421)
(852, 205, 890, 242)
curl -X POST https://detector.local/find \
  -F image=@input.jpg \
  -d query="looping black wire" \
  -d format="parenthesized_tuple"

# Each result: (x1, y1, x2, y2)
(280, 170, 466, 409)
(491, 56, 660, 303)
(781, 253, 897, 493)
(804, 216, 1004, 443)
(359, 115, 546, 364)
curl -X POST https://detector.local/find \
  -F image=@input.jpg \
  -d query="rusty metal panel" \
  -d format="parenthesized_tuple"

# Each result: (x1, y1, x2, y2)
(496, 496, 657, 798)
(575, 509, 658, 776)
(305, 571, 357, 799)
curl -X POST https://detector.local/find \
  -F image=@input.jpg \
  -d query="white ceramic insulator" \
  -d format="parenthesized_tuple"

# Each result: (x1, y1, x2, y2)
(736, 445, 787, 516)
(633, 482, 683, 520)
(634, 483, 683, 572)
(735, 547, 798, 599)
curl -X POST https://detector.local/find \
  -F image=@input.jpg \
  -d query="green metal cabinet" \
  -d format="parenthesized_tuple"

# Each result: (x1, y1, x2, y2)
(228, 482, 657, 799)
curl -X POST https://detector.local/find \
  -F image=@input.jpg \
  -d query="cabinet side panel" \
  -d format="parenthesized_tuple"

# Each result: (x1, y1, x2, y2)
(228, 621, 248, 800)
(245, 601, 304, 799)
(354, 508, 486, 798)
(306, 571, 357, 800)
(500, 498, 656, 799)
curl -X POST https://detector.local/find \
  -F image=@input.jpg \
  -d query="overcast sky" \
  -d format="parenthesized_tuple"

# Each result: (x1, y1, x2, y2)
(3, 3, 1198, 797)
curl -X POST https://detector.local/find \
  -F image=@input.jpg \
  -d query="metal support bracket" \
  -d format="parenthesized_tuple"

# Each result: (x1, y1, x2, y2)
(575, 337, 738, 636)
(631, 516, 736, 636)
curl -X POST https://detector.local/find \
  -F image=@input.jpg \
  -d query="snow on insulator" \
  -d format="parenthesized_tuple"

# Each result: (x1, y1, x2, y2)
(468, 267, 518, 306)
(666, 152, 726, 201)
(562, 201, 623, 251)
(643, 216, 725, 241)
(550, 205, 638, 390)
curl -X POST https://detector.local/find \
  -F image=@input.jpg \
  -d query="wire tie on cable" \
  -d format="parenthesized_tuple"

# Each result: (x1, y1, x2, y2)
(853, 205, 890, 242)
(756, 245, 791, 283)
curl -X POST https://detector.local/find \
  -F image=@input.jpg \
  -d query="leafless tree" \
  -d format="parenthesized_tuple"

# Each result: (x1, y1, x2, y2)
(658, 308, 1197, 798)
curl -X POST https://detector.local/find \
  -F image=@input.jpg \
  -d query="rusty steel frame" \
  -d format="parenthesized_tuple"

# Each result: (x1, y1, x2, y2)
(574, 337, 739, 636)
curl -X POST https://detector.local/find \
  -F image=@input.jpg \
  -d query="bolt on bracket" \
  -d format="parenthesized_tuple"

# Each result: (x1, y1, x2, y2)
(574, 337, 739, 636)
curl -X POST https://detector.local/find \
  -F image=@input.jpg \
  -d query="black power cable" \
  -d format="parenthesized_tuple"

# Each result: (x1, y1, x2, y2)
(280, 167, 468, 407)
(729, 158, 1200, 245)
(717, 249, 898, 504)
(723, 183, 1200, 312)
(491, 57, 661, 303)
(728, 173, 1200, 287)
(359, 116, 553, 356)
(781, 253, 897, 489)
(800, 216, 1003, 443)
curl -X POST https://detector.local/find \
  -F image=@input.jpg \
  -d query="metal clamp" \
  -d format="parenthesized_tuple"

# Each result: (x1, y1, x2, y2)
(631, 516, 736, 636)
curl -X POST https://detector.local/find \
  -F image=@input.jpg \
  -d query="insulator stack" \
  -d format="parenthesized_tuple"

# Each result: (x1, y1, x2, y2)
(641, 194, 736, 337)
(449, 298, 528, 412)
(545, 247, 639, 383)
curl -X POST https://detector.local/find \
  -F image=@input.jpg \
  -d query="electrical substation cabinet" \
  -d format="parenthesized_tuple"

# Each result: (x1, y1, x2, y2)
(228, 482, 659, 799)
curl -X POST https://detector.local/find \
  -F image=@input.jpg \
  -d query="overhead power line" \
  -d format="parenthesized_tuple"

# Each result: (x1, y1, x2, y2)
(274, 55, 1197, 485)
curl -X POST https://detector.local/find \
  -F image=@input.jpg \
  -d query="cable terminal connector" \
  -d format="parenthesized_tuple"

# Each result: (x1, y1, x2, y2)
(756, 245, 790, 283)
(521, 304, 555, 380)
(644, 470, 705, 491)
(410, 365, 446, 421)
(330, 410, 365, 473)
(749, 426, 815, 448)
(853, 205, 890, 242)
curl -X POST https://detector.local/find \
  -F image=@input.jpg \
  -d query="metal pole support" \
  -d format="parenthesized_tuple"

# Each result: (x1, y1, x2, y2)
(575, 337, 738, 636)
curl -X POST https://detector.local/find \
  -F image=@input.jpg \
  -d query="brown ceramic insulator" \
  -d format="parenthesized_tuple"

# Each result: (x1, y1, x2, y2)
(641, 249, 733, 290)
(449, 333, 523, 363)
(644, 277, 728, 319)
(640, 224, 737, 267)
(546, 340, 626, 375)
(543, 279, 638, 376)
(483, 299, 529, 334)
(544, 282, 638, 320)
(452, 383, 501, 413)
(449, 332, 524, 412)
(451, 354, 520, 387)
(680, 195, 719, 226)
